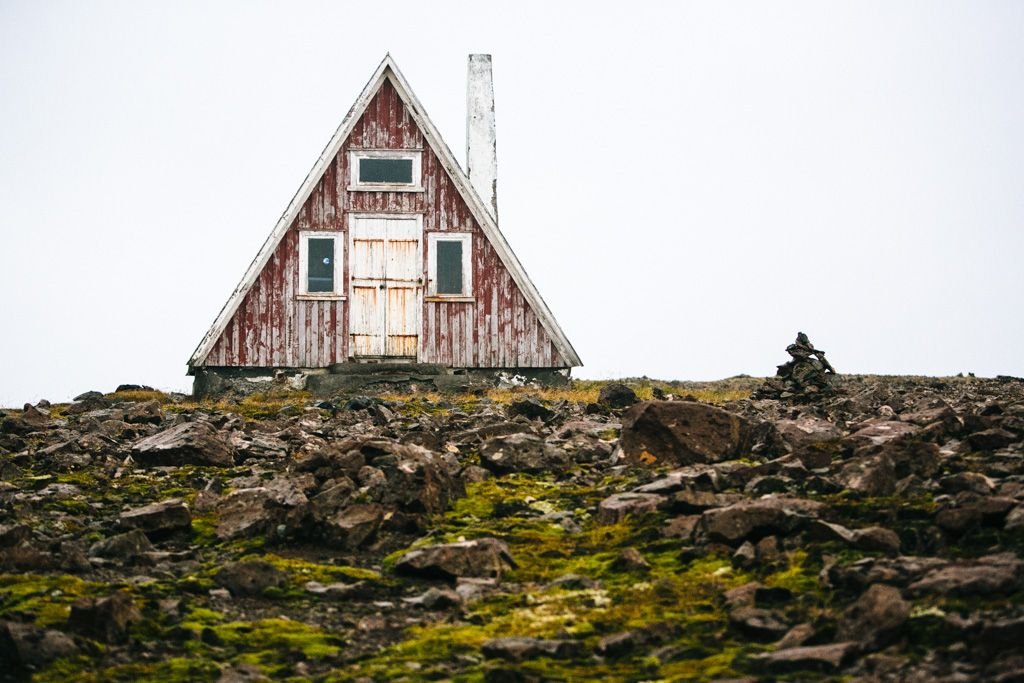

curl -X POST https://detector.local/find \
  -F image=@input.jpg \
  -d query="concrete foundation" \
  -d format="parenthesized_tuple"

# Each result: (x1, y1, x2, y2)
(192, 365, 570, 399)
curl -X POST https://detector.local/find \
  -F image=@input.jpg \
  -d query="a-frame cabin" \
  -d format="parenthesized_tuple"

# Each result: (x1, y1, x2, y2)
(188, 54, 580, 393)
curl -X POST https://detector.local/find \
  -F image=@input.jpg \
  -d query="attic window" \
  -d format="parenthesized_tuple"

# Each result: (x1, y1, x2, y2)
(298, 231, 344, 298)
(349, 150, 422, 191)
(427, 232, 473, 299)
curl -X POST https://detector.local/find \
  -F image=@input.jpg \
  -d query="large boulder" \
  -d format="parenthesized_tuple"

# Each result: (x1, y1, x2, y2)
(0, 621, 78, 670)
(596, 492, 663, 525)
(836, 583, 910, 650)
(480, 433, 570, 474)
(619, 401, 759, 466)
(320, 503, 384, 549)
(907, 553, 1023, 597)
(775, 415, 843, 451)
(598, 383, 638, 409)
(394, 538, 516, 581)
(119, 498, 192, 535)
(215, 475, 314, 541)
(842, 420, 918, 451)
(835, 452, 898, 496)
(699, 496, 824, 544)
(68, 592, 140, 644)
(356, 440, 463, 515)
(131, 421, 235, 467)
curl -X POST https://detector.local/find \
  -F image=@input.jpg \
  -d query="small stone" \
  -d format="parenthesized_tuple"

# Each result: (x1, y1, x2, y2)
(663, 515, 700, 541)
(750, 641, 859, 674)
(775, 623, 815, 649)
(215, 560, 286, 596)
(597, 630, 648, 658)
(851, 526, 902, 554)
(723, 581, 761, 609)
(304, 580, 364, 600)
(481, 637, 583, 662)
(73, 390, 104, 401)
(729, 606, 790, 642)
(755, 536, 783, 565)
(505, 398, 554, 421)
(596, 492, 663, 525)
(611, 547, 650, 573)
(124, 399, 164, 425)
(668, 489, 724, 514)
(1005, 505, 1024, 532)
(0, 524, 31, 548)
(394, 538, 516, 581)
(732, 542, 756, 569)
(402, 586, 463, 610)
(68, 592, 140, 644)
(88, 529, 155, 559)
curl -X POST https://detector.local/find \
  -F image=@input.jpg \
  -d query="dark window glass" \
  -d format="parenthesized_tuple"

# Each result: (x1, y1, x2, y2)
(359, 157, 413, 184)
(436, 240, 463, 295)
(307, 238, 334, 292)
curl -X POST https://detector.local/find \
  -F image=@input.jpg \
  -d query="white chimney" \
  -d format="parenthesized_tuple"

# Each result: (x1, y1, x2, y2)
(466, 54, 498, 222)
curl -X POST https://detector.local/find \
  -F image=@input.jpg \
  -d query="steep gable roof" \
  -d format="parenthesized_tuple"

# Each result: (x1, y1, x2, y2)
(189, 54, 580, 369)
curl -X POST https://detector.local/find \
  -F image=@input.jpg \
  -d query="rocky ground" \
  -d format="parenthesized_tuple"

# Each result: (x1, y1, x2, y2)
(1, 375, 1023, 682)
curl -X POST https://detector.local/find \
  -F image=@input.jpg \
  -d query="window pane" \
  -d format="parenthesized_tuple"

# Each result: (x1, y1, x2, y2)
(307, 238, 334, 292)
(359, 157, 413, 184)
(436, 240, 463, 295)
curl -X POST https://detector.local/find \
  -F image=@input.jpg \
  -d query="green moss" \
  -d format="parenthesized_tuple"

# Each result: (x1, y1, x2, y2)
(343, 472, 771, 681)
(762, 550, 820, 595)
(47, 498, 94, 515)
(191, 515, 218, 546)
(258, 553, 385, 586)
(179, 606, 227, 632)
(0, 573, 97, 625)
(36, 656, 221, 682)
(210, 618, 343, 666)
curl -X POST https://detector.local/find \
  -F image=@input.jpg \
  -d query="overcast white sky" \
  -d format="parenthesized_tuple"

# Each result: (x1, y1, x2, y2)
(2, 0, 1022, 405)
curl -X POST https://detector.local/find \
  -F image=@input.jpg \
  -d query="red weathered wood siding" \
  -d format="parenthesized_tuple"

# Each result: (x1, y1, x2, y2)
(204, 79, 566, 368)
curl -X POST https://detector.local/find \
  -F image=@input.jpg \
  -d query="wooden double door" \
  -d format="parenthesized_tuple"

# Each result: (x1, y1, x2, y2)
(349, 215, 421, 359)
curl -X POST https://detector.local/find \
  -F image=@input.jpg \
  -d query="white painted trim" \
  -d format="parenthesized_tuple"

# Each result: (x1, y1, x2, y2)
(347, 211, 426, 223)
(298, 231, 344, 296)
(188, 54, 581, 368)
(425, 296, 475, 303)
(348, 149, 422, 192)
(427, 232, 473, 296)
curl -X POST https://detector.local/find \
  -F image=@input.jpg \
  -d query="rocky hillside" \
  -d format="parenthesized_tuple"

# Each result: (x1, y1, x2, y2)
(1, 376, 1023, 682)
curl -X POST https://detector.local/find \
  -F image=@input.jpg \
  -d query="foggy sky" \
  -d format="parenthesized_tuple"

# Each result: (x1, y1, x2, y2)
(2, 0, 1022, 405)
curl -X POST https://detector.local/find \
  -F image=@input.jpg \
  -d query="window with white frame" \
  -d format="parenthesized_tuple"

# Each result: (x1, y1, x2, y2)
(427, 233, 472, 297)
(298, 231, 344, 297)
(348, 150, 422, 191)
